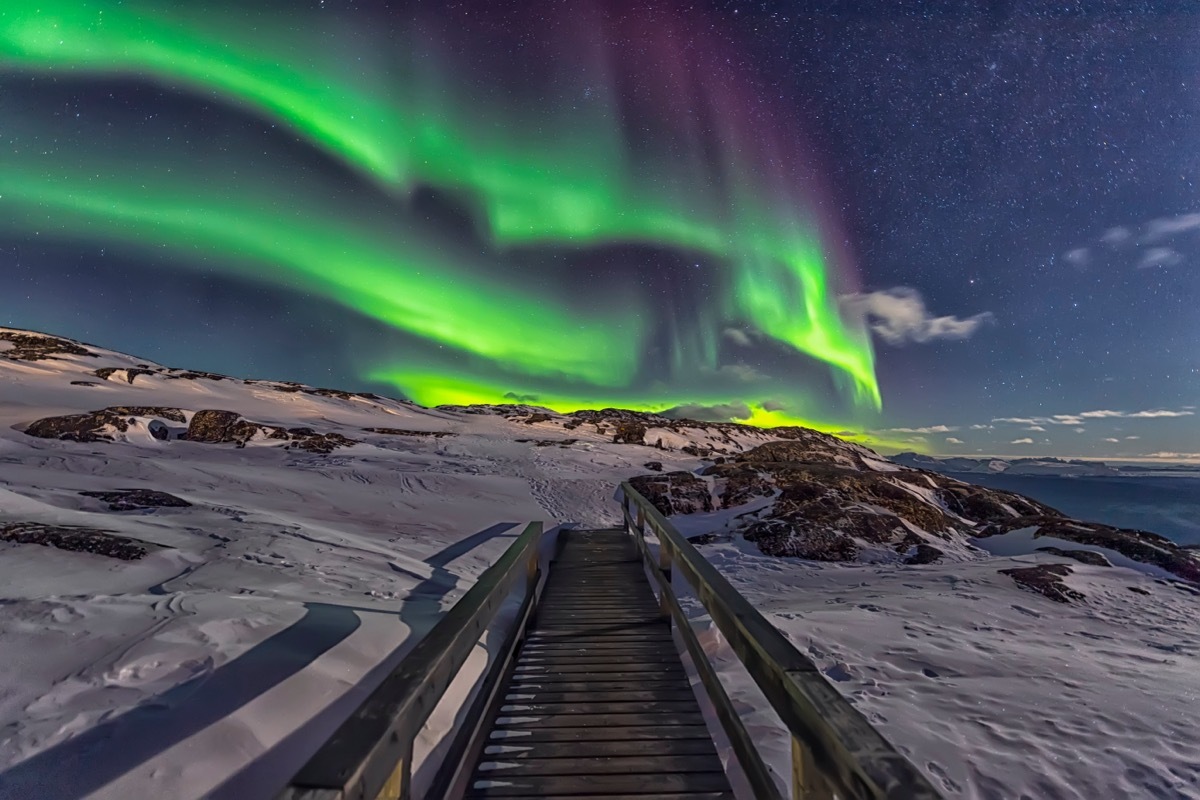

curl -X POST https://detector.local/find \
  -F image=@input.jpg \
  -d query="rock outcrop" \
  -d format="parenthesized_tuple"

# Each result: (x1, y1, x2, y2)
(0, 331, 95, 361)
(80, 489, 192, 511)
(0, 522, 152, 560)
(24, 407, 186, 442)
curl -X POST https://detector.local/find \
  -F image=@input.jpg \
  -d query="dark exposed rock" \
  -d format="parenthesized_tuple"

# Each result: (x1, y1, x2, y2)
(701, 463, 774, 508)
(612, 421, 647, 445)
(524, 413, 553, 424)
(363, 427, 454, 438)
(95, 367, 158, 384)
(148, 420, 170, 441)
(0, 331, 95, 361)
(184, 410, 262, 444)
(978, 516, 1200, 584)
(515, 438, 578, 447)
(688, 533, 722, 545)
(70, 381, 100, 387)
(287, 431, 359, 454)
(628, 472, 713, 516)
(1000, 563, 1084, 603)
(0, 522, 151, 560)
(1128, 586, 1152, 596)
(80, 489, 191, 511)
(309, 387, 355, 401)
(905, 544, 944, 565)
(166, 370, 228, 381)
(24, 406, 185, 442)
(1036, 547, 1112, 567)
(643, 461, 663, 472)
(743, 519, 860, 561)
(181, 410, 359, 453)
(736, 440, 864, 469)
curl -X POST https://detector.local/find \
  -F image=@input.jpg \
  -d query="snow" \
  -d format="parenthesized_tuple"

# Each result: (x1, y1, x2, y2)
(3, 328, 1199, 799)
(0, 332, 643, 799)
(692, 539, 1200, 799)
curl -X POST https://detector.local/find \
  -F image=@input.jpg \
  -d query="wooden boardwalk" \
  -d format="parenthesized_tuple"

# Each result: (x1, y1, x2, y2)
(464, 529, 734, 799)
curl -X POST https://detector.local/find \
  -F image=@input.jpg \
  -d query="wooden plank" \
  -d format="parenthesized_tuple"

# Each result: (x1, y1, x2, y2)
(520, 640, 672, 651)
(467, 794, 733, 800)
(465, 772, 732, 797)
(485, 724, 715, 744)
(497, 700, 703, 715)
(480, 738, 719, 760)
(509, 663, 685, 677)
(503, 689, 700, 704)
(515, 655, 681, 668)
(492, 712, 706, 729)
(503, 681, 692, 696)
(475, 753, 724, 777)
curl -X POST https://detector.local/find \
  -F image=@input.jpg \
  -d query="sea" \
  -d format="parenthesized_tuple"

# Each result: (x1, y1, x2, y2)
(944, 473, 1200, 546)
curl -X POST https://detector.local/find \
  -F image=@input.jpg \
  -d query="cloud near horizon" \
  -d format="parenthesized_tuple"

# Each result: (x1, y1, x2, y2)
(840, 287, 994, 346)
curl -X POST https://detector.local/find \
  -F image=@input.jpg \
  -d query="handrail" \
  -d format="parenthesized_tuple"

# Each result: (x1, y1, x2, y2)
(278, 521, 545, 800)
(619, 482, 943, 800)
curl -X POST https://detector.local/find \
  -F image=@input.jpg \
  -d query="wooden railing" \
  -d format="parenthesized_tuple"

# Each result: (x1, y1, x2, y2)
(619, 482, 943, 800)
(278, 521, 545, 800)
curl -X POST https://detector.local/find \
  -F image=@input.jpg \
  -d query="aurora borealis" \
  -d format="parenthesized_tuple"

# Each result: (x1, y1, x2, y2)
(0, 0, 879, 431)
(4, 2, 1197, 458)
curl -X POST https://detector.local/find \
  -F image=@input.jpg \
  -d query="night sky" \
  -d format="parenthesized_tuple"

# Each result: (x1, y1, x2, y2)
(1, 1, 1196, 459)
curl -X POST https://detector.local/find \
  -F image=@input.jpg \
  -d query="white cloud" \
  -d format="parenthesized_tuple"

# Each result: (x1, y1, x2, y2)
(945, 437, 964, 444)
(840, 287, 994, 345)
(887, 425, 957, 434)
(1125, 435, 1140, 440)
(1079, 409, 1194, 419)
(723, 328, 753, 347)
(969, 424, 993, 430)
(1064, 247, 1090, 267)
(1010, 438, 1034, 445)
(1145, 452, 1200, 460)
(1137, 247, 1183, 269)
(1101, 226, 1132, 246)
(1103, 438, 1120, 443)
(1026, 425, 1046, 432)
(1049, 415, 1085, 425)
(993, 417, 1039, 425)
(1145, 212, 1200, 241)
(1128, 409, 1194, 418)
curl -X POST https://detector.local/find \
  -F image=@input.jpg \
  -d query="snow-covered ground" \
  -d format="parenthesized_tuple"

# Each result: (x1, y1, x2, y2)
(2, 328, 1198, 799)
(689, 535, 1200, 799)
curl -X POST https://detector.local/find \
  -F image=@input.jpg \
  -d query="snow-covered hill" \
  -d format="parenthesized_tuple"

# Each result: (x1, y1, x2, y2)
(1, 327, 1198, 799)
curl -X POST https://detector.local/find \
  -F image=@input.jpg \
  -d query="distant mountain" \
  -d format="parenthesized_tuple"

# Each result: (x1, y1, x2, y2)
(891, 452, 1125, 476)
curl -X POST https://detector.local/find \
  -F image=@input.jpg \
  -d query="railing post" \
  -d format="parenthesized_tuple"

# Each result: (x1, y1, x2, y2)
(658, 534, 672, 621)
(791, 736, 815, 800)
(377, 744, 412, 800)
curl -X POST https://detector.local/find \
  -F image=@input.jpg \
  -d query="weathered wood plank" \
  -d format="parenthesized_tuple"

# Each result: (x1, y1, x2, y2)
(465, 772, 732, 797)
(497, 700, 703, 715)
(502, 680, 691, 694)
(492, 712, 706, 729)
(481, 738, 719, 760)
(467, 794, 733, 800)
(475, 754, 724, 777)
(485, 724, 715, 744)
(503, 689, 700, 705)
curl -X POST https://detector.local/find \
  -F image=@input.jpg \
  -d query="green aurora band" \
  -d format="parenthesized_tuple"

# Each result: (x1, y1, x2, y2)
(0, 1, 885, 430)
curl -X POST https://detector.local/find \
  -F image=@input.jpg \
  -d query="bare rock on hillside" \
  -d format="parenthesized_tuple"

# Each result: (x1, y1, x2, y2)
(80, 489, 192, 511)
(0, 331, 96, 361)
(0, 522, 153, 560)
(24, 407, 185, 442)
(1001, 563, 1084, 603)
(628, 472, 713, 516)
